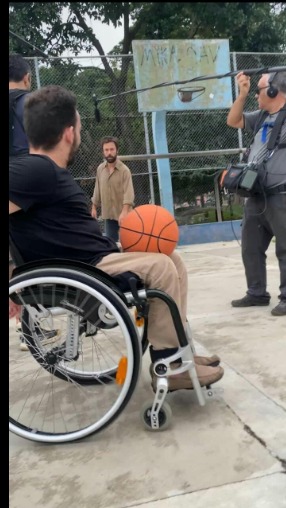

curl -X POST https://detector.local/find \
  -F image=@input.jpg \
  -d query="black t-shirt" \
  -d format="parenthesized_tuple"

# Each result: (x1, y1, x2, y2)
(9, 154, 120, 264)
(9, 91, 30, 156)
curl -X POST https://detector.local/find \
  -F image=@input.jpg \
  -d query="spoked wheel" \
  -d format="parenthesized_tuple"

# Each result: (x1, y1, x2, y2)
(21, 304, 148, 385)
(9, 268, 141, 443)
(21, 308, 128, 385)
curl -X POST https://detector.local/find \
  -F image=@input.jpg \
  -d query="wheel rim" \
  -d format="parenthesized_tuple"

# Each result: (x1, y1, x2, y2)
(9, 274, 140, 443)
(144, 407, 167, 427)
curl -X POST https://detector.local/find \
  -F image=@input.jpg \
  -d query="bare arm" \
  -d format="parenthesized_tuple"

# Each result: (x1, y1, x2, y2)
(9, 201, 21, 214)
(118, 204, 132, 225)
(227, 72, 250, 129)
(91, 203, 97, 219)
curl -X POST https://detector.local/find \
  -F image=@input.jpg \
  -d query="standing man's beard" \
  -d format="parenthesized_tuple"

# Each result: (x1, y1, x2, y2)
(105, 155, 117, 163)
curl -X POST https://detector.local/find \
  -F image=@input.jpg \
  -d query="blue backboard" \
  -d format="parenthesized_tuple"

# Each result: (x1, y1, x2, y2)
(132, 39, 232, 112)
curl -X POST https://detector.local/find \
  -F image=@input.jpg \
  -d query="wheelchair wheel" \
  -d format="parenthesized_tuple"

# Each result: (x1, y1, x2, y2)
(140, 399, 172, 431)
(9, 268, 141, 443)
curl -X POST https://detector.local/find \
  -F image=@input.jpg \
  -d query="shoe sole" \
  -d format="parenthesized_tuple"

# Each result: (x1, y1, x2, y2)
(232, 302, 269, 307)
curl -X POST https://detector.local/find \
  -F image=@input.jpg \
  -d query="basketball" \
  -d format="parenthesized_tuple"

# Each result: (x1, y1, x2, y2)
(119, 204, 179, 255)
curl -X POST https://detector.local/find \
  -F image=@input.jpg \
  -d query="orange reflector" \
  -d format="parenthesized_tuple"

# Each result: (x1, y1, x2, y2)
(135, 309, 144, 327)
(116, 356, 128, 385)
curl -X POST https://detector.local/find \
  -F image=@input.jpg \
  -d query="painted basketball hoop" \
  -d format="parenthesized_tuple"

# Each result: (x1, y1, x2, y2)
(177, 86, 206, 103)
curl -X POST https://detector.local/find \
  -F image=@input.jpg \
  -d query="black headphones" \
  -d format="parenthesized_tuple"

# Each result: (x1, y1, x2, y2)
(267, 72, 279, 98)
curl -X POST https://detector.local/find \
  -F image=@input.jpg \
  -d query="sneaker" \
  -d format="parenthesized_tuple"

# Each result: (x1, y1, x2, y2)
(151, 362, 224, 392)
(16, 325, 29, 351)
(19, 336, 29, 352)
(231, 295, 270, 307)
(194, 354, 220, 367)
(271, 301, 286, 316)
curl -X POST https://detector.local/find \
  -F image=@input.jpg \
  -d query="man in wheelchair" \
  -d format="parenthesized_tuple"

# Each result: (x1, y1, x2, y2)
(9, 84, 224, 394)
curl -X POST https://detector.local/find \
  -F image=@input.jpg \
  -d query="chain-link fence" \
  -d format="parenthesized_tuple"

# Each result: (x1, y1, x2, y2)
(25, 51, 286, 225)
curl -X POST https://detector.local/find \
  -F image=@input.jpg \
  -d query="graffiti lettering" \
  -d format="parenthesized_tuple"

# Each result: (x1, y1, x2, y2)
(140, 48, 156, 67)
(140, 43, 221, 67)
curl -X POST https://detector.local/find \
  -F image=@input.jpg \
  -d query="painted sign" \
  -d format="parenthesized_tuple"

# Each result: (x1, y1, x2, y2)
(132, 40, 232, 111)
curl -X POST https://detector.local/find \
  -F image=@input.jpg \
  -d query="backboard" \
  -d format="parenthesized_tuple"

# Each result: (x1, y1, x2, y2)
(132, 39, 232, 112)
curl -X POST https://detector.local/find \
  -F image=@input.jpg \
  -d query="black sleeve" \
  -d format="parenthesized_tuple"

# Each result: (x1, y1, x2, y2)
(9, 156, 57, 211)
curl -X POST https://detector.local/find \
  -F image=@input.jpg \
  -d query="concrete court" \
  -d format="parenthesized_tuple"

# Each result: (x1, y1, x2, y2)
(9, 240, 286, 508)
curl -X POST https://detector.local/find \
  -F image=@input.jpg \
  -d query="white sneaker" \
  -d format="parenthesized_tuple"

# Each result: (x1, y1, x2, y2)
(19, 337, 29, 351)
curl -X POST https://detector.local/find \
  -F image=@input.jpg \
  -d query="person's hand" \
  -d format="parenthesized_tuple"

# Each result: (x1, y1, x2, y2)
(91, 205, 97, 219)
(118, 209, 129, 225)
(236, 72, 250, 98)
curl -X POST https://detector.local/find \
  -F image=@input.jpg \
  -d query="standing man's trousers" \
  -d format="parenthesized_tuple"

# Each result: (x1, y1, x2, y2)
(241, 193, 286, 301)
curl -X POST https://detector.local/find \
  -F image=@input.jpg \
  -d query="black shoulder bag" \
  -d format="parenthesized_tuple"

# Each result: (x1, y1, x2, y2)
(221, 108, 286, 197)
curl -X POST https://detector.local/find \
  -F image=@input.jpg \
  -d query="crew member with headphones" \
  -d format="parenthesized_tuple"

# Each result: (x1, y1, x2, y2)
(226, 71, 286, 316)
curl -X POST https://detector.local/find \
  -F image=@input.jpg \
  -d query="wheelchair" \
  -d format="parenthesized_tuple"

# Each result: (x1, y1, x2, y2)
(9, 239, 209, 444)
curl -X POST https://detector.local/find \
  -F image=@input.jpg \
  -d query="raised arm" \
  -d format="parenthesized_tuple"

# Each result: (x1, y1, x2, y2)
(227, 72, 251, 129)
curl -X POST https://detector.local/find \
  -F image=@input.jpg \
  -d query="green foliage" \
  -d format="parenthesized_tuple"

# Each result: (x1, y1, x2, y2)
(9, 2, 286, 211)
(9, 2, 286, 57)
(175, 203, 243, 225)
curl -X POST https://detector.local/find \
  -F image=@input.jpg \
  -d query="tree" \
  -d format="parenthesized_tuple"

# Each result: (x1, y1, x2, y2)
(9, 3, 286, 214)
(10, 3, 285, 119)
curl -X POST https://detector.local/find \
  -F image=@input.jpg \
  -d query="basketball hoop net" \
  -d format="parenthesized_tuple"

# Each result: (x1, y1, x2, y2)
(177, 86, 206, 103)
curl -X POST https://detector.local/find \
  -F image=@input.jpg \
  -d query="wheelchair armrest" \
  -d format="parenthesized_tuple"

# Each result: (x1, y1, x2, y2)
(112, 271, 144, 293)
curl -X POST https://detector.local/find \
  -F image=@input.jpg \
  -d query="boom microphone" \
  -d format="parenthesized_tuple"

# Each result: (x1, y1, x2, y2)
(93, 95, 101, 123)
(243, 66, 286, 76)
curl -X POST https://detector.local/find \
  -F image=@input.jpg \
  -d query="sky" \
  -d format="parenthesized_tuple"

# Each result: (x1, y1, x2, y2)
(63, 18, 125, 61)
(91, 20, 125, 54)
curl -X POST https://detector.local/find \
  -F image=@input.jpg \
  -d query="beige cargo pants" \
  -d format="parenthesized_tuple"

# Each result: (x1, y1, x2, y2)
(96, 251, 187, 350)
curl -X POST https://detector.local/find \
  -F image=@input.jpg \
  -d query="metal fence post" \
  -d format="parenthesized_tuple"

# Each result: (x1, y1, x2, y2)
(34, 57, 41, 89)
(214, 175, 223, 222)
(143, 112, 155, 204)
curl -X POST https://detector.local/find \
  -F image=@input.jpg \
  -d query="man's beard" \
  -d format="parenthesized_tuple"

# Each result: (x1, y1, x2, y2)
(67, 138, 80, 166)
(105, 155, 117, 163)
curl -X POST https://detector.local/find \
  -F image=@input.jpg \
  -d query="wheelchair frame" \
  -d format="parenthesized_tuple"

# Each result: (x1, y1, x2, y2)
(9, 255, 208, 444)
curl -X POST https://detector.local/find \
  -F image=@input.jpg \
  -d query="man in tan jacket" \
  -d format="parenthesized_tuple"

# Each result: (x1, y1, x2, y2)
(91, 136, 134, 241)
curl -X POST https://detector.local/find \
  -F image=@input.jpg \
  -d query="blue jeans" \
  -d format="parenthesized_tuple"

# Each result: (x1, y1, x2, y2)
(104, 219, 119, 242)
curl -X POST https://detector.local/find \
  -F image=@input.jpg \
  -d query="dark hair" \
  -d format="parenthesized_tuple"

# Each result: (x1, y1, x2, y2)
(9, 54, 31, 82)
(100, 136, 119, 151)
(270, 71, 286, 95)
(24, 85, 77, 150)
